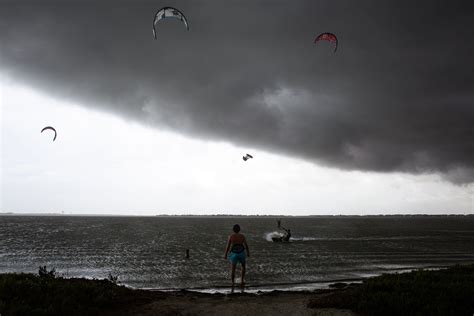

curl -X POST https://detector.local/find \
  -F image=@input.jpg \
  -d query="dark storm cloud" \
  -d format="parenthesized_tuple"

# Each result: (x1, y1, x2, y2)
(1, 0, 473, 183)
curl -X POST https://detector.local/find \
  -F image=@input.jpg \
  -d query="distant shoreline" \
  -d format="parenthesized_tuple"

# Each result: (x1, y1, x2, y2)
(1, 212, 473, 217)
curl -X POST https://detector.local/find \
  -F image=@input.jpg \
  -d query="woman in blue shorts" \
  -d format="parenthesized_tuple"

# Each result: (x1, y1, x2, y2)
(224, 224, 250, 288)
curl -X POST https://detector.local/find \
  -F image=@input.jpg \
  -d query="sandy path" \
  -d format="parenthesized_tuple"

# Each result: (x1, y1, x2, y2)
(122, 290, 357, 316)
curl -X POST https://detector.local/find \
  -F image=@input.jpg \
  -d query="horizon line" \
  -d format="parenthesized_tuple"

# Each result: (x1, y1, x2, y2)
(0, 212, 472, 217)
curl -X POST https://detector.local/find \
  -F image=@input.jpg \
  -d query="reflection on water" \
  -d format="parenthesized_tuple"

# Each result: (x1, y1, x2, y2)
(1, 215, 473, 289)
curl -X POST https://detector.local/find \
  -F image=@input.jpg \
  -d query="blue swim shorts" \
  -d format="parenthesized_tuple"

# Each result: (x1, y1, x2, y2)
(228, 251, 246, 264)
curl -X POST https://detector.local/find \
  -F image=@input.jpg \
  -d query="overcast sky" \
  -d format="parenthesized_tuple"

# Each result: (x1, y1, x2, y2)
(1, 1, 473, 214)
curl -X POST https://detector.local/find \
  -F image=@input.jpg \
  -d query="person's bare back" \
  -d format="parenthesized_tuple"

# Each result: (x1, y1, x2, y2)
(229, 232, 245, 246)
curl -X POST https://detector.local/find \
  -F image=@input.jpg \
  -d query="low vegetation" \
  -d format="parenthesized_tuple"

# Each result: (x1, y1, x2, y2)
(1, 264, 473, 315)
(0, 267, 159, 315)
(309, 264, 474, 315)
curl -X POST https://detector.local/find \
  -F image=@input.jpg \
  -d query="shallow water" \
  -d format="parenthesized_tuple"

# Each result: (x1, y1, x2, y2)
(1, 215, 473, 290)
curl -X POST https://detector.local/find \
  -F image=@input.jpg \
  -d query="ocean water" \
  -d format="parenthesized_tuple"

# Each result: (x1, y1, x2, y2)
(1, 215, 473, 290)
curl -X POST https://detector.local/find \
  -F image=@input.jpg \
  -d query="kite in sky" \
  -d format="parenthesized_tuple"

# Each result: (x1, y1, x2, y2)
(152, 7, 189, 39)
(314, 32, 338, 52)
(242, 154, 253, 161)
(41, 126, 57, 141)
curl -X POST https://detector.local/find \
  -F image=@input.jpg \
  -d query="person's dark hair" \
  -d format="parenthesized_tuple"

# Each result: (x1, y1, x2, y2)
(233, 224, 241, 233)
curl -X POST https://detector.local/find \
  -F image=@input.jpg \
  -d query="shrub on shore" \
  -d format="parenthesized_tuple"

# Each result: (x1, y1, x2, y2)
(309, 264, 474, 315)
(0, 268, 154, 316)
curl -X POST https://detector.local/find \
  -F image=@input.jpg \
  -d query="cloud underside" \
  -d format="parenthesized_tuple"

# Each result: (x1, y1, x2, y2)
(1, 1, 473, 183)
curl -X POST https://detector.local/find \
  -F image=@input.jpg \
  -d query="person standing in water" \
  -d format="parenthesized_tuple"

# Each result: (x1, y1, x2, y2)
(278, 219, 291, 242)
(224, 224, 250, 288)
(282, 228, 291, 242)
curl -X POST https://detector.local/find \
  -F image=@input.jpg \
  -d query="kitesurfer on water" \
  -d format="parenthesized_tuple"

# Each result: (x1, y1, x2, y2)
(276, 220, 291, 242)
(282, 228, 291, 242)
(224, 224, 250, 288)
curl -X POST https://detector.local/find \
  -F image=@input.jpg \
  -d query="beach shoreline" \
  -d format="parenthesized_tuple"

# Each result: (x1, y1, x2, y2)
(2, 264, 473, 315)
(0, 270, 356, 315)
(117, 263, 453, 295)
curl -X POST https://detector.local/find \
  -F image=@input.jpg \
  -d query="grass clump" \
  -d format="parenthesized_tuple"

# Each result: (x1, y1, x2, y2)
(309, 264, 474, 316)
(0, 267, 156, 316)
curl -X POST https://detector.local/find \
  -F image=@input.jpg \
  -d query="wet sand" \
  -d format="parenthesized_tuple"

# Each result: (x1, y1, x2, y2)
(119, 289, 357, 316)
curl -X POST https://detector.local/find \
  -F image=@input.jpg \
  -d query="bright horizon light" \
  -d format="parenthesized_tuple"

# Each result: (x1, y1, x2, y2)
(1, 76, 473, 215)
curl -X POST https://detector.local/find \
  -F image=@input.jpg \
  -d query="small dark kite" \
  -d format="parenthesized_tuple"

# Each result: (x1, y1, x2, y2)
(243, 154, 253, 161)
(314, 32, 338, 52)
(41, 126, 57, 141)
(152, 7, 189, 39)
